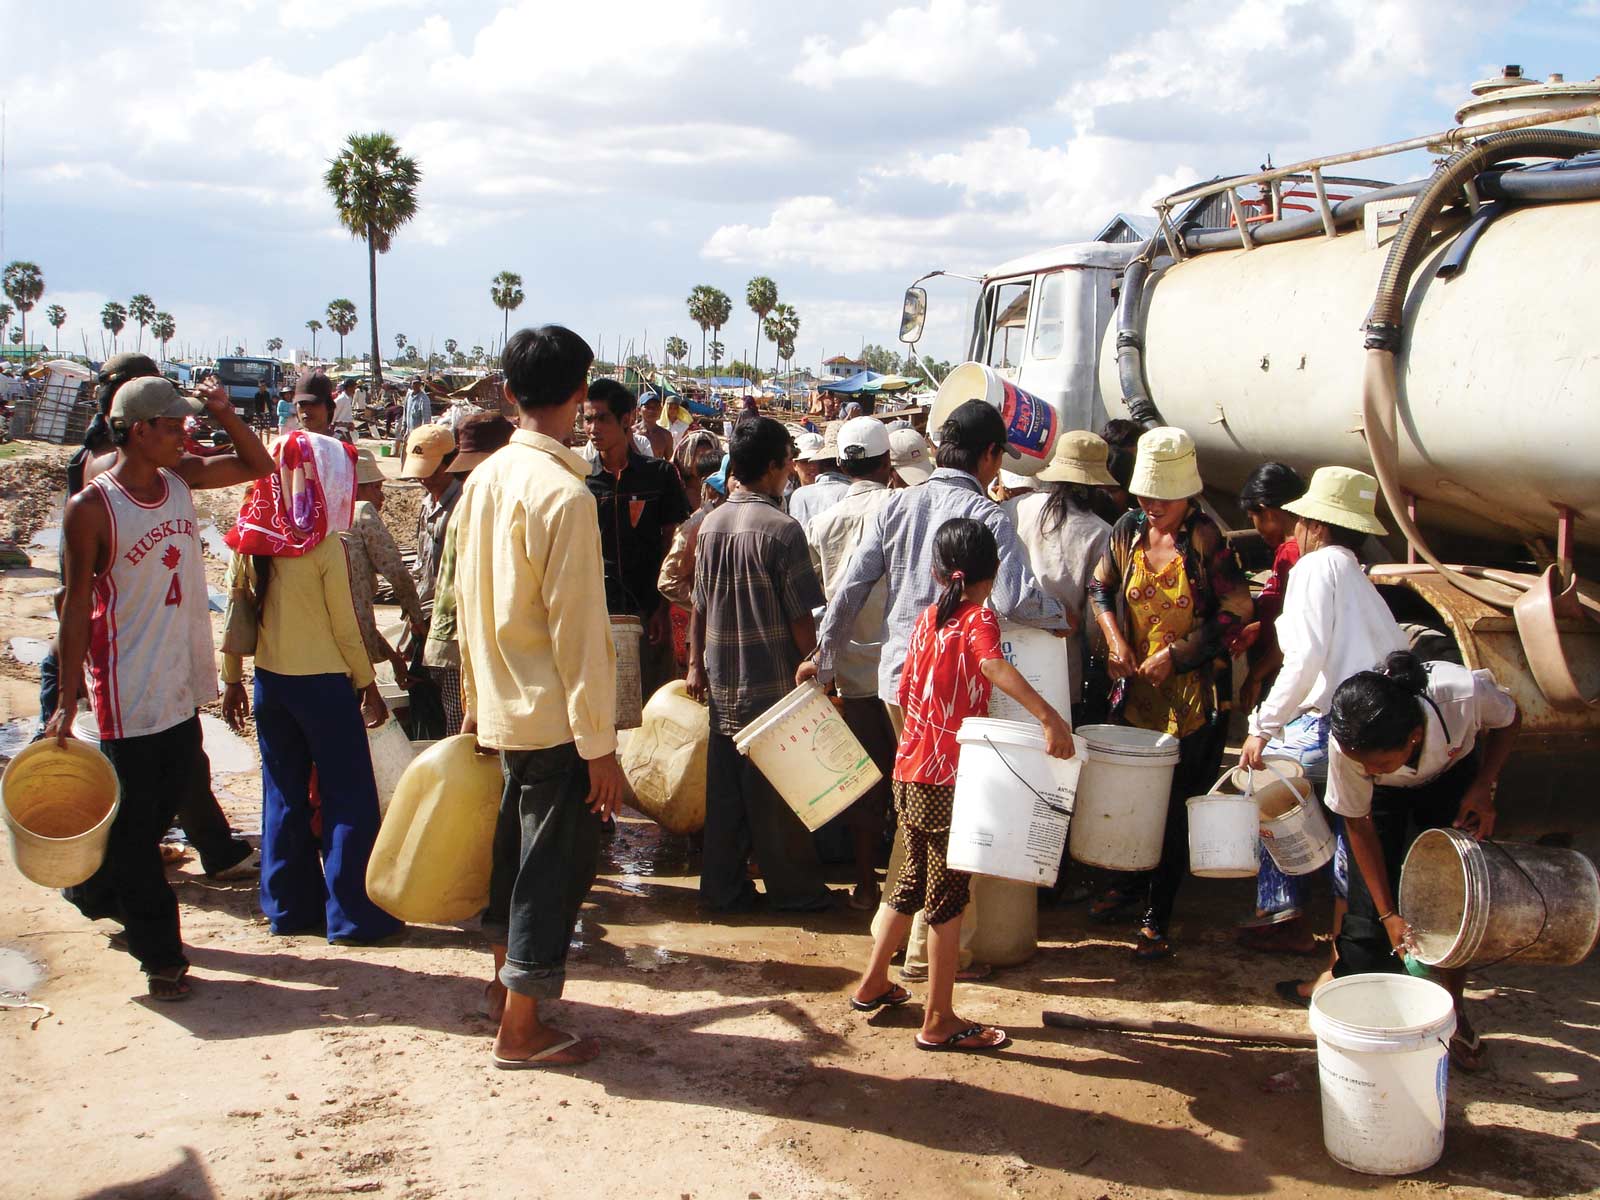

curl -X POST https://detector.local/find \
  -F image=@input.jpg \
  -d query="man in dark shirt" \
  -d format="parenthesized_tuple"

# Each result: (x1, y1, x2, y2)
(584, 379, 691, 700)
(687, 416, 831, 915)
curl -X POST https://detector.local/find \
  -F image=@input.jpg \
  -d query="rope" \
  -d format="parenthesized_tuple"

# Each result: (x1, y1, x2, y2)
(981, 735, 1073, 817)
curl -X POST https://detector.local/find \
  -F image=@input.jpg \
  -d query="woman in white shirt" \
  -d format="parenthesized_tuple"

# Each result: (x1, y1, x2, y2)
(1300, 652, 1519, 1070)
(1239, 467, 1408, 952)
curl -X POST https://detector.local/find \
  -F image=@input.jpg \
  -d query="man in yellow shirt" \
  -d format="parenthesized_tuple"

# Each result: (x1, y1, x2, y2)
(454, 324, 627, 1070)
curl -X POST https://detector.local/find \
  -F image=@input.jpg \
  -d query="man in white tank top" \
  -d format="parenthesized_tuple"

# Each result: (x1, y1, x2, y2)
(46, 376, 273, 1001)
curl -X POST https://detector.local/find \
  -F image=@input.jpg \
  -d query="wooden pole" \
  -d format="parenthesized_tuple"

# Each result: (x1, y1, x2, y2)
(1041, 1010, 1317, 1048)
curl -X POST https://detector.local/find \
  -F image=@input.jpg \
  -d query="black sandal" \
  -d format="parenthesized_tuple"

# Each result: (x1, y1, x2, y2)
(1088, 889, 1137, 923)
(1274, 979, 1312, 1009)
(850, 984, 912, 1013)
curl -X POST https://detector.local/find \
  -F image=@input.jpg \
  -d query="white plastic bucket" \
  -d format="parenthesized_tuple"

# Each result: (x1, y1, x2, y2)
(367, 718, 418, 818)
(1068, 724, 1180, 871)
(611, 615, 644, 731)
(929, 362, 1059, 476)
(1255, 759, 1333, 876)
(733, 681, 881, 832)
(947, 718, 1078, 886)
(1214, 756, 1303, 794)
(1186, 794, 1259, 878)
(1309, 973, 1455, 1175)
(984, 621, 1073, 728)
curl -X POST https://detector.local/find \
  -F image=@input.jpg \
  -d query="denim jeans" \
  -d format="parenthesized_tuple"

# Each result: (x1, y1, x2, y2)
(492, 743, 602, 1000)
(1256, 712, 1339, 913)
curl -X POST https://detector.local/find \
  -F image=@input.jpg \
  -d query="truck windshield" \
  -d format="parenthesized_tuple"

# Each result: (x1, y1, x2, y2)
(216, 360, 273, 385)
(985, 281, 1031, 371)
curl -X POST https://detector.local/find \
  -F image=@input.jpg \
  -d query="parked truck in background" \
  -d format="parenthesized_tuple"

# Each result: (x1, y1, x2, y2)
(213, 356, 284, 421)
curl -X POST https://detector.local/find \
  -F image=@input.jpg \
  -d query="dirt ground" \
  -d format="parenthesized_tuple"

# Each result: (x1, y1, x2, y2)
(2, 441, 1599, 1200)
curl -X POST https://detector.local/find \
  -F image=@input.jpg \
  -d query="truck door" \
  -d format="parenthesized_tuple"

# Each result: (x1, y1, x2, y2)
(979, 277, 1032, 379)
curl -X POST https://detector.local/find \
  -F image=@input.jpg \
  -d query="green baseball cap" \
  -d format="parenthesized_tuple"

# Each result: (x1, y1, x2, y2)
(108, 376, 203, 431)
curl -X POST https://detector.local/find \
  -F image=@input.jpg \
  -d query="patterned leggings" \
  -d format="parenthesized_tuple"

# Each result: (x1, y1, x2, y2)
(434, 665, 464, 738)
(886, 781, 971, 927)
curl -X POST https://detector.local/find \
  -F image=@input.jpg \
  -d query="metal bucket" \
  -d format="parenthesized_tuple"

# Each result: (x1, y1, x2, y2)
(611, 615, 644, 731)
(1399, 828, 1600, 969)
(2, 739, 122, 888)
(1253, 761, 1332, 876)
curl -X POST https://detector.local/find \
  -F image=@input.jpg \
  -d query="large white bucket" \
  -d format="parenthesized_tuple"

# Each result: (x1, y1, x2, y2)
(1309, 973, 1455, 1175)
(984, 621, 1072, 728)
(733, 681, 881, 832)
(929, 362, 1059, 477)
(1068, 724, 1180, 871)
(947, 718, 1078, 887)
(1254, 761, 1333, 876)
(1185, 793, 1259, 878)
(611, 615, 644, 731)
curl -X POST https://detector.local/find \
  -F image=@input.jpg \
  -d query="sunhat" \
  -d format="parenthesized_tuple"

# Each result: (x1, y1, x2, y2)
(354, 448, 385, 486)
(1283, 466, 1388, 536)
(1037, 429, 1119, 487)
(1128, 426, 1202, 501)
(793, 431, 825, 462)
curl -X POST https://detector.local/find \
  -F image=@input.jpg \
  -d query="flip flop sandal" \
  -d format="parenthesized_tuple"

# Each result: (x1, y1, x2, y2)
(1087, 891, 1138, 923)
(1448, 1031, 1486, 1073)
(492, 1034, 594, 1070)
(850, 984, 912, 1013)
(1236, 909, 1302, 931)
(146, 967, 192, 1003)
(1274, 979, 1312, 1009)
(915, 1024, 1010, 1053)
(1133, 929, 1172, 962)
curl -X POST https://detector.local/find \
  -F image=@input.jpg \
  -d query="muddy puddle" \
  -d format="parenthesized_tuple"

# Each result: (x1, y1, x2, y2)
(0, 945, 44, 997)
(7, 637, 50, 666)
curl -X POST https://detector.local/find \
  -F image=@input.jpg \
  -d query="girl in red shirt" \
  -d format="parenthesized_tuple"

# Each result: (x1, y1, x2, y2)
(850, 517, 1073, 1053)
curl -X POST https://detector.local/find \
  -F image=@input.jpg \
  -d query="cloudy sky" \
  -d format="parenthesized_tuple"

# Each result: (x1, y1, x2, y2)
(2, 0, 1593, 370)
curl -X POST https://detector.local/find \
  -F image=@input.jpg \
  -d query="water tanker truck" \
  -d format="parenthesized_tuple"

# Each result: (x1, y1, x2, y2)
(901, 67, 1600, 766)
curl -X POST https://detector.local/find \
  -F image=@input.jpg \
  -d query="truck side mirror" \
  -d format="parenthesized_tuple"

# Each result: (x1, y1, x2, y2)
(899, 287, 927, 345)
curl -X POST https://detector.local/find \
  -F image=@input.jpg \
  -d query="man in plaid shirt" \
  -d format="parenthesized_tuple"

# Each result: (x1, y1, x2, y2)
(688, 416, 833, 914)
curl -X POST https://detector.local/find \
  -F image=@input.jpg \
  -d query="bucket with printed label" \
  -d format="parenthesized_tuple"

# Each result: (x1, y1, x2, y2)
(734, 681, 881, 832)
(929, 362, 1059, 476)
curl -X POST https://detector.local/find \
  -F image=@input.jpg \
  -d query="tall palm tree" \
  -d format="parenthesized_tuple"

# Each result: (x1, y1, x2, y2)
(764, 302, 799, 384)
(444, 338, 459, 365)
(46, 304, 67, 355)
(709, 340, 725, 368)
(3, 262, 46, 361)
(101, 301, 128, 354)
(306, 319, 323, 358)
(470, 344, 484, 366)
(706, 288, 732, 378)
(266, 337, 284, 357)
(127, 293, 156, 351)
(394, 333, 407, 356)
(151, 312, 176, 361)
(325, 131, 421, 396)
(686, 286, 716, 377)
(664, 335, 688, 369)
(326, 298, 358, 361)
(745, 276, 777, 384)
(490, 271, 524, 361)
(0, 303, 12, 348)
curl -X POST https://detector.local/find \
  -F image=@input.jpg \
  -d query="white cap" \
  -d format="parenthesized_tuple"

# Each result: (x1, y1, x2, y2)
(794, 431, 825, 462)
(837, 416, 890, 462)
(998, 469, 1036, 491)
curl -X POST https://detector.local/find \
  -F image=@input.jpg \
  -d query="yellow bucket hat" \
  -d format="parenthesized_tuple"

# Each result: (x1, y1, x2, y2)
(1037, 429, 1119, 487)
(1129, 426, 1202, 500)
(1283, 466, 1388, 536)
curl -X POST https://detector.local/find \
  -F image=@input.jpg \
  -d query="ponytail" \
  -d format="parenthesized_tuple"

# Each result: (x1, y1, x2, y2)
(931, 517, 999, 627)
(1329, 650, 1428, 754)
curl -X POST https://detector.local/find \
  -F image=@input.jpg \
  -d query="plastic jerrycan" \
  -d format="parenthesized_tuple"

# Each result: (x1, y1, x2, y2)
(620, 680, 710, 834)
(366, 734, 504, 924)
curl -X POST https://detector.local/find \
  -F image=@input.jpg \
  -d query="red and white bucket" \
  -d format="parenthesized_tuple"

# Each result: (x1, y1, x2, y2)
(930, 362, 1059, 476)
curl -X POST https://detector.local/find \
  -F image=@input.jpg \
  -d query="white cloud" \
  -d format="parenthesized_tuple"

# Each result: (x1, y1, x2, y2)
(794, 0, 1037, 88)
(277, 0, 426, 33)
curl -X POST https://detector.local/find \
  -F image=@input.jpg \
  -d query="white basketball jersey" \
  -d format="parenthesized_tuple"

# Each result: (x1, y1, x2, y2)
(85, 469, 217, 739)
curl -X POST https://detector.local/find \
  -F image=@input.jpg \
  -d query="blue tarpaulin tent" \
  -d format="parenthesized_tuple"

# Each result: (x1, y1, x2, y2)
(706, 375, 753, 389)
(817, 369, 912, 394)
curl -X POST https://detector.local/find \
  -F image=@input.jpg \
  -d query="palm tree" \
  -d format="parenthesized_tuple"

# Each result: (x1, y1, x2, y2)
(710, 340, 724, 367)
(394, 333, 407, 357)
(3, 262, 46, 361)
(127, 293, 156, 351)
(470, 344, 484, 366)
(46, 304, 67, 355)
(764, 302, 799, 383)
(664, 335, 688, 370)
(745, 276, 777, 384)
(490, 271, 524, 361)
(707, 288, 732, 378)
(101, 300, 128, 354)
(151, 312, 176, 361)
(306, 318, 323, 358)
(266, 336, 284, 358)
(326, 298, 358, 360)
(686, 286, 716, 377)
(325, 131, 421, 397)
(444, 338, 459, 366)
(0, 303, 12, 348)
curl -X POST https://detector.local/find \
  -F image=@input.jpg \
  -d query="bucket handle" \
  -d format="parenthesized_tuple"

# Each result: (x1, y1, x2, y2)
(982, 736, 1073, 818)
(1469, 838, 1551, 970)
(1245, 759, 1302, 805)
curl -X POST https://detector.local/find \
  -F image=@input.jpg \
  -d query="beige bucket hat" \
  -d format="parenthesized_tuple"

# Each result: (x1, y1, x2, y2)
(353, 447, 385, 486)
(1284, 466, 1388, 536)
(1038, 429, 1119, 487)
(1128, 426, 1202, 500)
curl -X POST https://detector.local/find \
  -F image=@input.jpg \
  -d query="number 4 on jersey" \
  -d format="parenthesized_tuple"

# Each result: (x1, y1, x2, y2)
(165, 573, 183, 607)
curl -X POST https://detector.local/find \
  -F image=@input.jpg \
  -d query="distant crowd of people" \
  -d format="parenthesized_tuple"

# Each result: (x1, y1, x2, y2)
(36, 328, 1518, 1071)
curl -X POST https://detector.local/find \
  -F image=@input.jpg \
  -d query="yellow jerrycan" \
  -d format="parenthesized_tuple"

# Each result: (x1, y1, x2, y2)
(366, 734, 503, 924)
(619, 680, 709, 834)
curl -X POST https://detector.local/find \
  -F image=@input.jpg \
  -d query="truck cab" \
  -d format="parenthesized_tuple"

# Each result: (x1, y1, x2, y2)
(213, 356, 283, 417)
(900, 241, 1139, 435)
